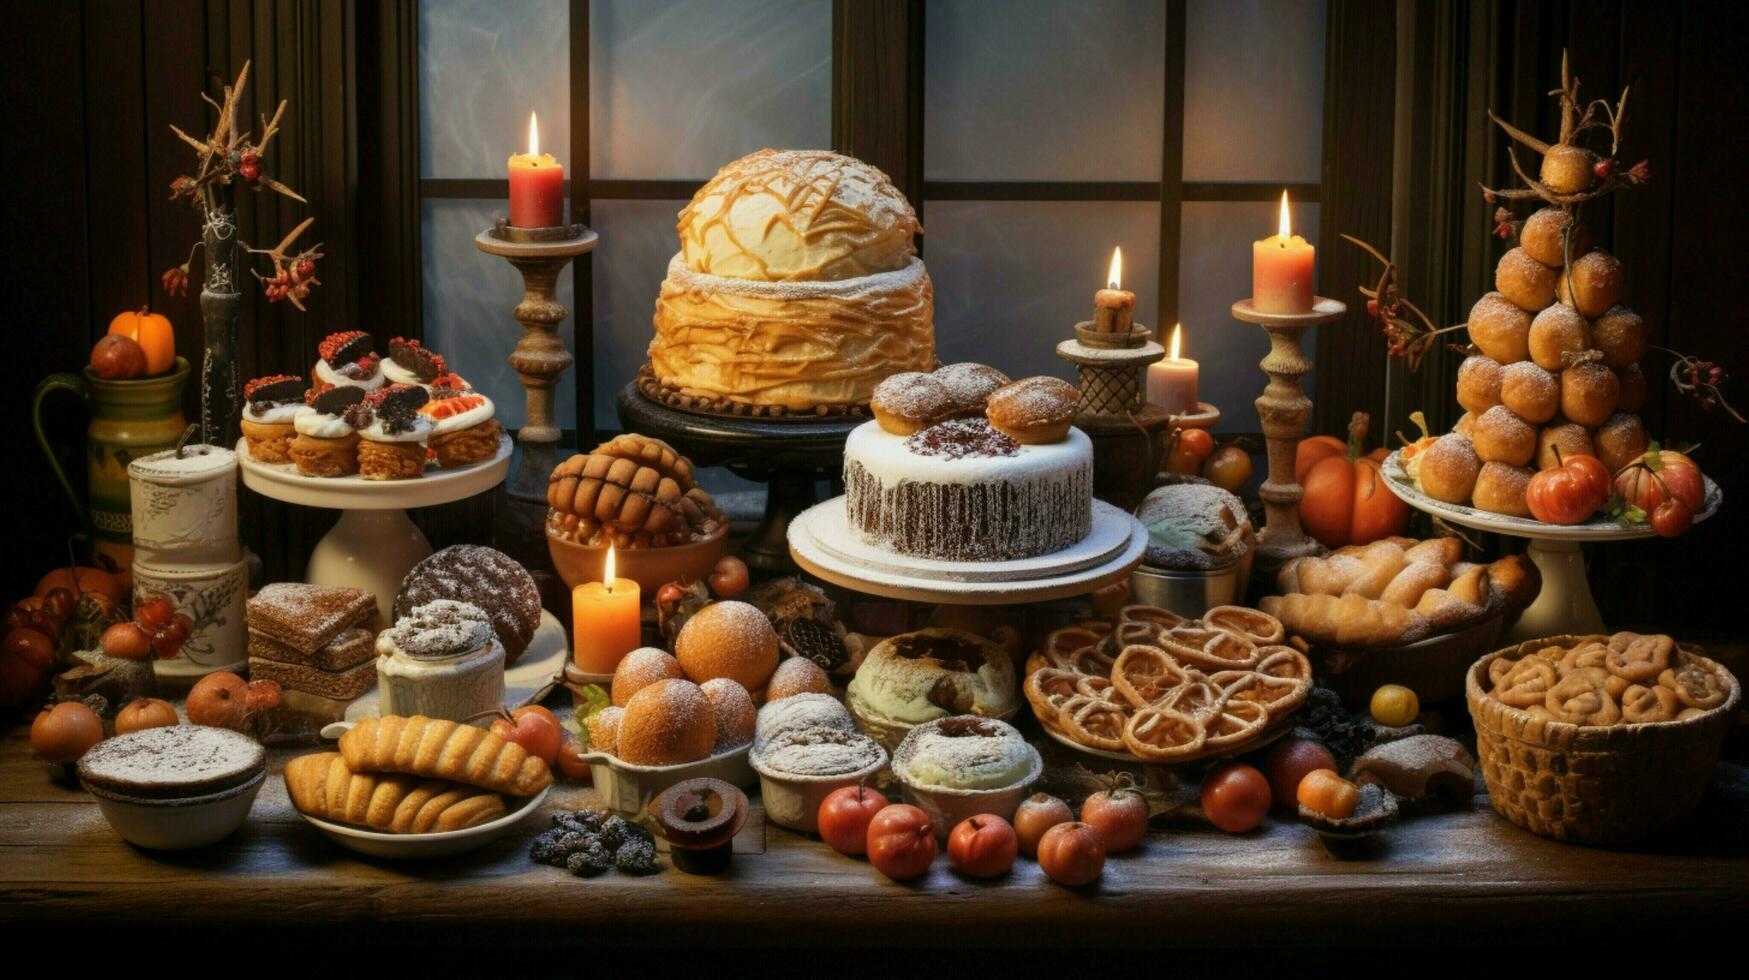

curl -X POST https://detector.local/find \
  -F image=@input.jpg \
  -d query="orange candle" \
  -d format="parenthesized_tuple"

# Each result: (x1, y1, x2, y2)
(508, 112, 564, 228)
(571, 546, 640, 674)
(1252, 190, 1314, 314)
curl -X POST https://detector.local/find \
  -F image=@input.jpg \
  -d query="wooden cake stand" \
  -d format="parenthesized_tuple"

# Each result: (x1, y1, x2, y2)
(236, 435, 512, 623)
(1380, 451, 1722, 642)
(617, 382, 861, 572)
(787, 497, 1147, 605)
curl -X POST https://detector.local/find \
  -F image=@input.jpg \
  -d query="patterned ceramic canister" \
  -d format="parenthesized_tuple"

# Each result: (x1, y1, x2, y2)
(132, 555, 249, 681)
(128, 444, 240, 565)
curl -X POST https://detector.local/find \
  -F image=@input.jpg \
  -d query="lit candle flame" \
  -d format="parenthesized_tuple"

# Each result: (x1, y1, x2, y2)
(1277, 190, 1291, 238)
(604, 544, 615, 591)
(528, 112, 540, 157)
(1107, 247, 1123, 290)
(1169, 323, 1182, 360)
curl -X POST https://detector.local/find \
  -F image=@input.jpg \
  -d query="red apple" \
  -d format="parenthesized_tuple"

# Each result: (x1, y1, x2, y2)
(947, 814, 1018, 878)
(1013, 792, 1074, 858)
(1080, 788, 1149, 852)
(490, 705, 563, 765)
(706, 556, 750, 599)
(866, 804, 937, 881)
(90, 334, 147, 380)
(1036, 821, 1106, 886)
(817, 784, 888, 856)
(1201, 762, 1272, 833)
(186, 671, 248, 730)
(1262, 737, 1339, 809)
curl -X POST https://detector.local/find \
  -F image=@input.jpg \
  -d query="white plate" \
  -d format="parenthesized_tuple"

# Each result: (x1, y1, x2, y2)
(298, 785, 549, 859)
(788, 497, 1147, 605)
(236, 435, 511, 511)
(1381, 451, 1721, 541)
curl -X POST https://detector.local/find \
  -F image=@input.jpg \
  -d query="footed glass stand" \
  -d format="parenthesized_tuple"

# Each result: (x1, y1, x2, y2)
(1381, 451, 1721, 641)
(236, 436, 512, 623)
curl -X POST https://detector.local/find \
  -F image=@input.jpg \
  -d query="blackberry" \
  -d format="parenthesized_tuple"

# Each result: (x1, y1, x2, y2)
(598, 816, 636, 850)
(551, 813, 584, 833)
(570, 810, 606, 833)
(554, 831, 591, 856)
(614, 837, 660, 876)
(528, 836, 566, 866)
(566, 843, 614, 877)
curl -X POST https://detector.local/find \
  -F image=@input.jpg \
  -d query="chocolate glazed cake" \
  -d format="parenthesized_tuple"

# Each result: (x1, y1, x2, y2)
(842, 416, 1093, 562)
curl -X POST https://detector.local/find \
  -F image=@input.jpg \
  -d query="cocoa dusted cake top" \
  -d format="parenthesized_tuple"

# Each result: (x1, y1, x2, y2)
(77, 726, 266, 799)
(903, 417, 1019, 460)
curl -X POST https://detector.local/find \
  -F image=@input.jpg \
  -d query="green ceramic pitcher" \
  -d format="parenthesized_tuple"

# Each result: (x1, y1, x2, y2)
(33, 358, 191, 568)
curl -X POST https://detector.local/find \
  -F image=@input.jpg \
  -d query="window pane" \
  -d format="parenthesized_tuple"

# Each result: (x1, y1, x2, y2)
(421, 199, 577, 431)
(1177, 200, 1320, 433)
(1183, 0, 1326, 182)
(589, 0, 831, 179)
(419, 0, 570, 179)
(926, 0, 1165, 181)
(589, 199, 684, 426)
(925, 201, 1161, 383)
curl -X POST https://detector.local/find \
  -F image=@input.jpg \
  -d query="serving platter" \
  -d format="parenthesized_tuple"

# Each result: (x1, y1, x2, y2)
(1036, 711, 1296, 767)
(296, 785, 550, 859)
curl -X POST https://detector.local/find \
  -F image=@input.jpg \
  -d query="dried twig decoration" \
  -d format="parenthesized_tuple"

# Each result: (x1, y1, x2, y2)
(1341, 235, 1467, 372)
(1479, 51, 1650, 206)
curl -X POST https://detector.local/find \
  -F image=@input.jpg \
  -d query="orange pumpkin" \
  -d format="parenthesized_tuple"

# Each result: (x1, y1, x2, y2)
(107, 307, 176, 376)
(1296, 412, 1409, 549)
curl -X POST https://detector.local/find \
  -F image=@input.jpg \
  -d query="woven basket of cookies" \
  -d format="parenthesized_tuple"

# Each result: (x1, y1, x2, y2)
(546, 434, 729, 591)
(1466, 632, 1741, 846)
(1259, 536, 1541, 704)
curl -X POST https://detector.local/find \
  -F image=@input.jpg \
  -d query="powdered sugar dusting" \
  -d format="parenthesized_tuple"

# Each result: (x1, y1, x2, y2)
(382, 599, 494, 659)
(933, 362, 1010, 409)
(874, 372, 953, 423)
(905, 418, 1019, 460)
(395, 545, 541, 662)
(752, 727, 885, 777)
(893, 716, 1037, 791)
(78, 725, 264, 791)
(988, 376, 1078, 426)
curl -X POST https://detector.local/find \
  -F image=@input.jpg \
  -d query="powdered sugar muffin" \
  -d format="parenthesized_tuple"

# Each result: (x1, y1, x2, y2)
(374, 600, 505, 725)
(847, 628, 1017, 728)
(892, 716, 1038, 793)
(753, 692, 854, 745)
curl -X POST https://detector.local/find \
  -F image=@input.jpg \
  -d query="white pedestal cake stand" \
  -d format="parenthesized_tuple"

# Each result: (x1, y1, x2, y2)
(1380, 451, 1721, 642)
(787, 496, 1147, 605)
(236, 435, 513, 623)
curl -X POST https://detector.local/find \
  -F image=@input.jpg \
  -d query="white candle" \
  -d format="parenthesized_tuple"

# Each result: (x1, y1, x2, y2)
(1146, 324, 1199, 415)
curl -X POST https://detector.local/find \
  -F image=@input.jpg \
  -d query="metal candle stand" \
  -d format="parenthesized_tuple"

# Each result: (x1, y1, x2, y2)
(1230, 296, 1346, 580)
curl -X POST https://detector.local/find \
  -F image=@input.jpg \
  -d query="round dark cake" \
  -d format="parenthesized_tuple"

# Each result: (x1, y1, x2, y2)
(395, 545, 541, 664)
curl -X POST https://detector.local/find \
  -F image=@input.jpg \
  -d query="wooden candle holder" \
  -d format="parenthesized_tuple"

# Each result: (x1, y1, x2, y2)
(1230, 296, 1346, 578)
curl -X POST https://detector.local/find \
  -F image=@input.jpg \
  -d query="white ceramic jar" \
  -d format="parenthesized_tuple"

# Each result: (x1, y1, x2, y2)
(128, 444, 240, 565)
(374, 600, 506, 725)
(132, 556, 249, 684)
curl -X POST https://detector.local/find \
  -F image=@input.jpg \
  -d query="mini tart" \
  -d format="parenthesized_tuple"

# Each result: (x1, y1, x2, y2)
(357, 384, 432, 480)
(240, 374, 306, 463)
(892, 716, 1039, 792)
(871, 371, 954, 435)
(420, 391, 503, 467)
(846, 628, 1017, 727)
(288, 386, 366, 477)
(312, 330, 384, 394)
(986, 376, 1078, 444)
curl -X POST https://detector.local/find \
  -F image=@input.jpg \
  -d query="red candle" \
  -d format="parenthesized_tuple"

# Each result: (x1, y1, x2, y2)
(508, 112, 564, 228)
(1252, 190, 1315, 314)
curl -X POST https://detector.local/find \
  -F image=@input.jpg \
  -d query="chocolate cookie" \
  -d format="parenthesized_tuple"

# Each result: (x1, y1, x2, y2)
(394, 545, 541, 664)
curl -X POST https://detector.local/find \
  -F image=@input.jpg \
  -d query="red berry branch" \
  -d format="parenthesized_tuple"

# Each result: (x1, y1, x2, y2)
(1341, 234, 1467, 372)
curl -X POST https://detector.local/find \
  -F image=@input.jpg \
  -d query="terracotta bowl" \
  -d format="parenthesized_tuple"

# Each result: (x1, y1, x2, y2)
(547, 523, 729, 593)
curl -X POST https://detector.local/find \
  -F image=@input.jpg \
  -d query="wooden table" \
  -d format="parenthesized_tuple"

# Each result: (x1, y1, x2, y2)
(3, 724, 1745, 947)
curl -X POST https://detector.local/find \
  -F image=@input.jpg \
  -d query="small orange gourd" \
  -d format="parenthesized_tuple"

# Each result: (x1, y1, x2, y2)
(1295, 412, 1409, 549)
(107, 307, 176, 376)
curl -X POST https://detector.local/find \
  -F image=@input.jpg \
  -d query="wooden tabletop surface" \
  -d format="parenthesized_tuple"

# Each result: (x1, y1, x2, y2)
(3, 721, 1746, 946)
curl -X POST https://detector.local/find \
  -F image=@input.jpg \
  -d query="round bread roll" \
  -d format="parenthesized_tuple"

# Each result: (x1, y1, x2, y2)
(700, 678, 756, 751)
(1456, 355, 1504, 414)
(872, 372, 953, 435)
(1452, 412, 1477, 439)
(1596, 412, 1650, 474)
(1468, 292, 1532, 364)
(677, 148, 918, 281)
(1520, 207, 1591, 267)
(1420, 433, 1481, 504)
(612, 647, 684, 707)
(1560, 356, 1620, 427)
(1495, 246, 1557, 312)
(586, 706, 624, 756)
(1556, 250, 1624, 318)
(1471, 405, 1537, 466)
(1499, 361, 1559, 423)
(1472, 461, 1534, 518)
(1615, 362, 1647, 413)
(1527, 304, 1591, 371)
(617, 679, 716, 766)
(1536, 421, 1596, 470)
(766, 656, 831, 701)
(986, 376, 1078, 444)
(676, 600, 780, 693)
(934, 362, 1011, 417)
(1591, 306, 1646, 368)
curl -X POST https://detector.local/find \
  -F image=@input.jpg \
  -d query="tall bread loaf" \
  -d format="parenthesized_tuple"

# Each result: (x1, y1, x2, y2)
(339, 716, 552, 796)
(284, 752, 507, 833)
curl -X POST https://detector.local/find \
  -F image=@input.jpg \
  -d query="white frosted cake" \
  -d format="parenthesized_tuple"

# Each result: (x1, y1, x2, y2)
(842, 417, 1093, 562)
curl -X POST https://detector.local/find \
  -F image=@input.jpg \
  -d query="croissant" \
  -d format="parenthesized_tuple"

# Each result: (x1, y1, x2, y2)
(339, 716, 552, 796)
(285, 752, 507, 833)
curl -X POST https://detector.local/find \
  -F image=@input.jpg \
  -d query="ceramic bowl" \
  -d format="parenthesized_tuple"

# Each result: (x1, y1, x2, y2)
(547, 524, 729, 593)
(581, 743, 754, 816)
(298, 786, 550, 859)
(751, 743, 889, 834)
(83, 769, 265, 851)
(893, 742, 1043, 838)
(848, 697, 1022, 756)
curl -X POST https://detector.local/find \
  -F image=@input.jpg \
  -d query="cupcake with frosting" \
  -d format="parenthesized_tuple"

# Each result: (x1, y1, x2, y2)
(383, 337, 445, 388)
(288, 386, 366, 477)
(311, 330, 384, 395)
(420, 385, 502, 467)
(239, 374, 306, 463)
(374, 599, 505, 724)
(356, 384, 432, 481)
